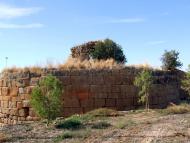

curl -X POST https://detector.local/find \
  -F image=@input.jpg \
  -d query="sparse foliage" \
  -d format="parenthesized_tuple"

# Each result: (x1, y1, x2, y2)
(134, 70, 153, 111)
(89, 39, 126, 63)
(31, 75, 63, 125)
(161, 50, 182, 71)
(182, 65, 190, 99)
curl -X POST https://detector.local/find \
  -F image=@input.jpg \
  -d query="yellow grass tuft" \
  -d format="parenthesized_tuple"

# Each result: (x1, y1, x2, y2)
(59, 57, 123, 70)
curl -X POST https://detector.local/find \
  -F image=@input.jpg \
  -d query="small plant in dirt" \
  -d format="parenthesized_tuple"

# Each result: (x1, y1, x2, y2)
(55, 115, 83, 129)
(182, 65, 190, 100)
(161, 50, 182, 71)
(31, 75, 63, 125)
(134, 70, 153, 111)
(89, 39, 126, 63)
(91, 121, 111, 129)
(54, 130, 90, 142)
(115, 119, 136, 129)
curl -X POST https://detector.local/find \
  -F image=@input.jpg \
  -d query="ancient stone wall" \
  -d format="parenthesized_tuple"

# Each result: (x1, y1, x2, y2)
(0, 67, 181, 124)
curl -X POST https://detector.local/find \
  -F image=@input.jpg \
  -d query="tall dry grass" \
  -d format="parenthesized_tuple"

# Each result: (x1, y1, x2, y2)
(2, 58, 160, 74)
(59, 57, 123, 70)
(2, 58, 124, 73)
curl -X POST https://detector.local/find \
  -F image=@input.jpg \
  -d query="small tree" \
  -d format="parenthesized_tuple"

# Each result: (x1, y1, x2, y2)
(89, 39, 126, 63)
(134, 70, 153, 111)
(31, 75, 63, 125)
(161, 50, 182, 71)
(182, 65, 190, 100)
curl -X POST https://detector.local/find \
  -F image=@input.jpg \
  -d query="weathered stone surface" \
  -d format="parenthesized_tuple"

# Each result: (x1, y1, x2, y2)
(0, 68, 182, 124)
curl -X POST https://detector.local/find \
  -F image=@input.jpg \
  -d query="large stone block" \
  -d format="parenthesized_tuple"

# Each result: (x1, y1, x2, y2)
(91, 75, 104, 85)
(2, 96, 11, 101)
(81, 98, 94, 107)
(116, 98, 133, 108)
(105, 99, 116, 107)
(18, 109, 27, 117)
(19, 88, 25, 94)
(64, 96, 80, 108)
(91, 92, 107, 98)
(9, 101, 17, 108)
(23, 100, 30, 108)
(58, 76, 71, 85)
(10, 87, 19, 97)
(63, 107, 83, 117)
(2, 87, 9, 96)
(17, 102, 23, 109)
(94, 99, 105, 108)
(10, 109, 19, 116)
(111, 85, 121, 93)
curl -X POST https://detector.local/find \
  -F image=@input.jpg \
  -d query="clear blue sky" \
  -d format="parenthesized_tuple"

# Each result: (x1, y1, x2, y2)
(0, 0, 189, 71)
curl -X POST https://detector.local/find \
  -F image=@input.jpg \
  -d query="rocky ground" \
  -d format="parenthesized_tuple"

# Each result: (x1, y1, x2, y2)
(0, 108, 190, 143)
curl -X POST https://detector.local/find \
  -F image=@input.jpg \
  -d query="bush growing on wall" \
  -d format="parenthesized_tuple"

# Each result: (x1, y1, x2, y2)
(89, 39, 126, 63)
(31, 75, 63, 125)
(161, 50, 182, 71)
(134, 70, 153, 111)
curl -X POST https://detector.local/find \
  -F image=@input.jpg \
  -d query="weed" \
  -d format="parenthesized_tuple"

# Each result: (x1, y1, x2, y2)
(115, 119, 136, 129)
(91, 121, 111, 129)
(55, 115, 83, 130)
(54, 130, 90, 142)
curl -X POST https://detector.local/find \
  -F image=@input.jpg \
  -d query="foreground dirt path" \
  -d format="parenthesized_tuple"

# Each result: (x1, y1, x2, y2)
(84, 112, 190, 143)
(0, 111, 190, 143)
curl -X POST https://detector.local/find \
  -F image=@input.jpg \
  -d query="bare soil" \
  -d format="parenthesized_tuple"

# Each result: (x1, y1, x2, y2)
(1, 111, 190, 143)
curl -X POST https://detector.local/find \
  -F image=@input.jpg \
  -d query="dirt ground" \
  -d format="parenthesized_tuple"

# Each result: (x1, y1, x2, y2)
(0, 111, 190, 143)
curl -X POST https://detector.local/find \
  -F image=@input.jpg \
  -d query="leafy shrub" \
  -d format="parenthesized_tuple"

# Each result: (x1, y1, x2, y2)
(134, 70, 153, 111)
(161, 50, 182, 71)
(91, 121, 111, 129)
(30, 75, 63, 125)
(89, 39, 126, 63)
(55, 116, 83, 129)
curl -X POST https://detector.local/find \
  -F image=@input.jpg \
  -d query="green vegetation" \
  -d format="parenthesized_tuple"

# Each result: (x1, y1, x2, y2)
(55, 115, 83, 130)
(134, 70, 153, 111)
(182, 65, 190, 99)
(161, 50, 182, 71)
(30, 75, 63, 125)
(54, 130, 90, 142)
(114, 119, 136, 129)
(89, 39, 126, 63)
(91, 121, 111, 129)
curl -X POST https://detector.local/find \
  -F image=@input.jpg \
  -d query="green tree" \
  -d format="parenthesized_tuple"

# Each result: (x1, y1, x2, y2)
(134, 70, 153, 111)
(31, 75, 63, 125)
(161, 50, 182, 71)
(90, 39, 126, 63)
(182, 65, 190, 100)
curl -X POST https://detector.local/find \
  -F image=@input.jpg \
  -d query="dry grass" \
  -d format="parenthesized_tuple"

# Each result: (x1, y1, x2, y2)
(2, 66, 43, 74)
(128, 62, 161, 70)
(163, 103, 190, 114)
(86, 108, 121, 117)
(59, 57, 123, 70)
(2, 58, 163, 74)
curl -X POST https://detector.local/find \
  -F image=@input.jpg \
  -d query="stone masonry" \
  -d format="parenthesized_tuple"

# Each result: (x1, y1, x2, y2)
(0, 67, 181, 124)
